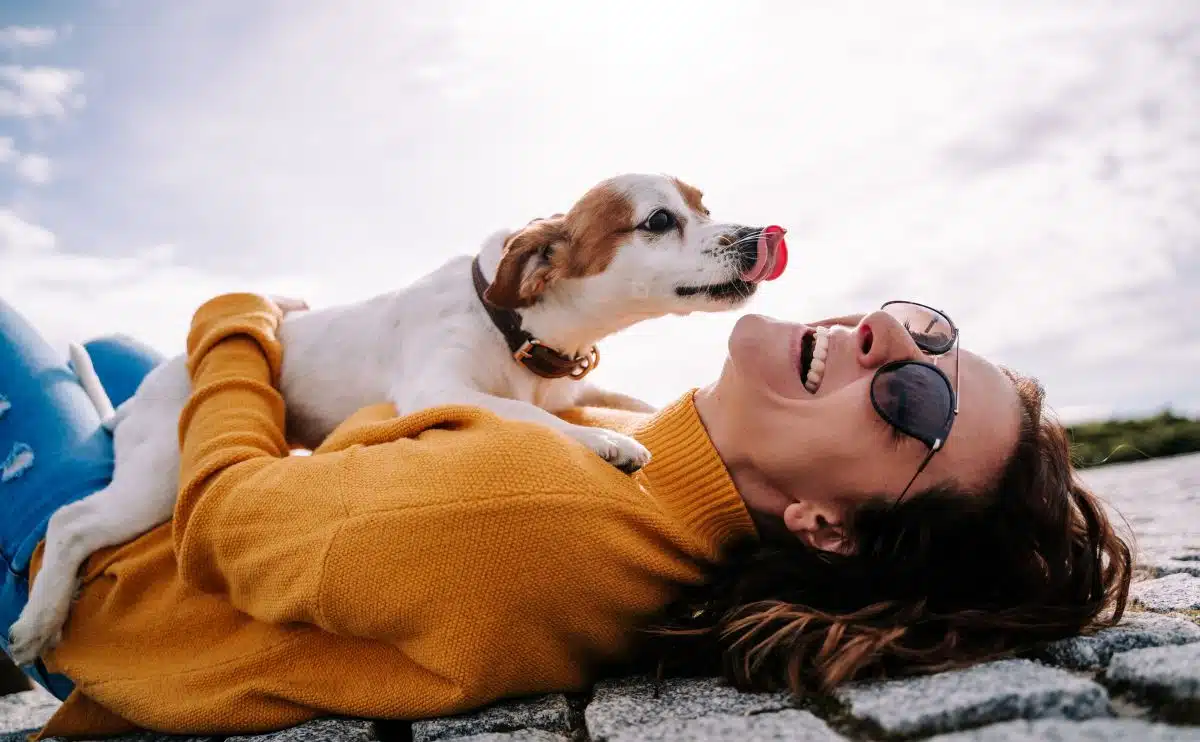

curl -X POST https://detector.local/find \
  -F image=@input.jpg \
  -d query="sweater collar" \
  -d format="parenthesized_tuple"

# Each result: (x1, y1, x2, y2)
(631, 390, 759, 557)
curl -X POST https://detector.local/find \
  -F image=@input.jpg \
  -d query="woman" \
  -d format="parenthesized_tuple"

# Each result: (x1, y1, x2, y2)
(0, 293, 1131, 739)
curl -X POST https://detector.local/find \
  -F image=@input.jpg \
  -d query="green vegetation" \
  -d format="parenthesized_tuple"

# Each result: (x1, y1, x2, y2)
(1067, 410, 1200, 468)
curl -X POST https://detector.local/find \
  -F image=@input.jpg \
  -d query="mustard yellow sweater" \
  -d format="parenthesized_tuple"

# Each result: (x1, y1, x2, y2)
(31, 293, 758, 739)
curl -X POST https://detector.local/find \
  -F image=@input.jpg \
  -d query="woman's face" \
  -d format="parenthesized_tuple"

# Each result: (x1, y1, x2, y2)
(694, 306, 1022, 553)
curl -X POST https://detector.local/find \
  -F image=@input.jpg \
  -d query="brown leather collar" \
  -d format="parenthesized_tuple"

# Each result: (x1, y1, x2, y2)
(471, 255, 599, 380)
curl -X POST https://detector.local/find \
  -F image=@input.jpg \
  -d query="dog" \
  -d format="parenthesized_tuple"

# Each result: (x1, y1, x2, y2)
(7, 172, 788, 664)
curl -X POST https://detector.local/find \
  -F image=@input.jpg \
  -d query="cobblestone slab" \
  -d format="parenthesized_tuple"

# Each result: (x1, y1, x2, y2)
(1107, 643, 1200, 703)
(1133, 573, 1200, 612)
(1151, 559, 1200, 579)
(0, 687, 59, 735)
(43, 732, 216, 742)
(924, 718, 1200, 741)
(585, 676, 791, 742)
(412, 694, 570, 742)
(834, 659, 1112, 738)
(598, 709, 846, 742)
(225, 718, 375, 742)
(437, 731, 568, 742)
(1038, 613, 1200, 669)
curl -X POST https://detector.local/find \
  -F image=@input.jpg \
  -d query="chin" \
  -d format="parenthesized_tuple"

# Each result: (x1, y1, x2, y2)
(727, 313, 775, 366)
(728, 314, 810, 401)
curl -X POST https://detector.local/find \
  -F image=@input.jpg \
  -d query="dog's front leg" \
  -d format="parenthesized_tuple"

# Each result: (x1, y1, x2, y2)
(393, 382, 652, 474)
(571, 382, 658, 414)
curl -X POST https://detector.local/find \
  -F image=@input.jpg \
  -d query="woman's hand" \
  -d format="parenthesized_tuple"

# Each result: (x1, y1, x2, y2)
(266, 295, 309, 317)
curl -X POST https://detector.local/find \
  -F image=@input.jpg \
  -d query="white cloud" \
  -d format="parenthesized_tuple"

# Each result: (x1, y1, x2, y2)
(14, 152, 51, 184)
(0, 209, 55, 253)
(0, 136, 53, 184)
(0, 26, 58, 49)
(0, 211, 315, 355)
(0, 65, 84, 118)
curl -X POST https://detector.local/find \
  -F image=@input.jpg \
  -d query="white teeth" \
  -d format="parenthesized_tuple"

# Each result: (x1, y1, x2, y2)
(804, 327, 830, 394)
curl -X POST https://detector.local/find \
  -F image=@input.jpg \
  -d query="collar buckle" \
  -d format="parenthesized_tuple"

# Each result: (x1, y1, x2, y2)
(513, 339, 541, 363)
(513, 339, 600, 380)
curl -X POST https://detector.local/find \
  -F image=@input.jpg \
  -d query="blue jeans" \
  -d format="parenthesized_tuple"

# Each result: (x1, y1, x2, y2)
(0, 297, 162, 699)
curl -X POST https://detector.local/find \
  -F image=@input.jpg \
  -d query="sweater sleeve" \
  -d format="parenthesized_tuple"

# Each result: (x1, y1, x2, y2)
(172, 293, 330, 623)
(172, 294, 717, 652)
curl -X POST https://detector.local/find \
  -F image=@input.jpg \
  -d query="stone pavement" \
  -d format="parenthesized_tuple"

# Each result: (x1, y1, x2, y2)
(3, 577, 1198, 742)
(3, 455, 1199, 741)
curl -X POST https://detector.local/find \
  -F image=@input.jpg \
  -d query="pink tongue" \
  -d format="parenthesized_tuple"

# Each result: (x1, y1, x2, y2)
(741, 225, 788, 283)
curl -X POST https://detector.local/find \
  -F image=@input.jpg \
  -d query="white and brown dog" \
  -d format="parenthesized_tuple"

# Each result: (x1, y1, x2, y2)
(7, 172, 788, 664)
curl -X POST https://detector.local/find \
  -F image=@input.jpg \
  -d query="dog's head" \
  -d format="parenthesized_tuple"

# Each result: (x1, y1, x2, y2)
(484, 174, 787, 319)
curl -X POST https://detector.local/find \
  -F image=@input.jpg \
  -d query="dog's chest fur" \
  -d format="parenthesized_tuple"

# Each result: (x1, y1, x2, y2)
(273, 255, 580, 448)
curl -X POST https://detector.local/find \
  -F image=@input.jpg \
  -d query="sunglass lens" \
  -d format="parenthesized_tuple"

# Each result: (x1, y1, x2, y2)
(884, 302, 955, 354)
(872, 363, 955, 446)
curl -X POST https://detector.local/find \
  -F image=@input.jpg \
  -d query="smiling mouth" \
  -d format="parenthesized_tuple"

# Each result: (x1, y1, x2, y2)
(798, 327, 830, 394)
(674, 279, 757, 301)
(799, 329, 815, 388)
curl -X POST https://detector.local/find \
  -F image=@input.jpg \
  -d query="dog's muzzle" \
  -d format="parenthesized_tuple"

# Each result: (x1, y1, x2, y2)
(725, 225, 788, 283)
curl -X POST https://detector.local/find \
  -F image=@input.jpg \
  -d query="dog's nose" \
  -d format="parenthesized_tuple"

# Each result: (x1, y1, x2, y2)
(727, 226, 762, 274)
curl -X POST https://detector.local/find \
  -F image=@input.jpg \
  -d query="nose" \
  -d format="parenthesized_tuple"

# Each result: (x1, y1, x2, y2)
(726, 226, 788, 275)
(854, 310, 928, 371)
(724, 226, 761, 274)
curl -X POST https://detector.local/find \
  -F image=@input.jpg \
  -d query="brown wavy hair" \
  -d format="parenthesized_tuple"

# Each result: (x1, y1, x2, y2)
(640, 368, 1133, 693)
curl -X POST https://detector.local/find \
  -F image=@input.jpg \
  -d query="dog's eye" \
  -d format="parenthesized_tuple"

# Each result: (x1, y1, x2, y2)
(640, 210, 676, 233)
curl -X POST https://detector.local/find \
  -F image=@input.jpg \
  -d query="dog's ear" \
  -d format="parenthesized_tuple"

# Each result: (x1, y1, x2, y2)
(485, 217, 568, 309)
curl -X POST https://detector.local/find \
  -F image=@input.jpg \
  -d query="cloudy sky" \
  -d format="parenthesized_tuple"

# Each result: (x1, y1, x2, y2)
(1, 0, 1197, 423)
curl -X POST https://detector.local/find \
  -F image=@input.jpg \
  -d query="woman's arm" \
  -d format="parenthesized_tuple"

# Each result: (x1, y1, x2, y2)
(172, 293, 326, 619)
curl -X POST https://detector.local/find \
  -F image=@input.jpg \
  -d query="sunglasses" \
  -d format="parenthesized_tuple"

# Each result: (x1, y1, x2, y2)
(870, 301, 960, 506)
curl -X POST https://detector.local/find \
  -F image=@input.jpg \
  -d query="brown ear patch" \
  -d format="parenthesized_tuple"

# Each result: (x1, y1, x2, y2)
(484, 218, 568, 309)
(672, 177, 710, 217)
(562, 185, 634, 278)
(485, 184, 636, 308)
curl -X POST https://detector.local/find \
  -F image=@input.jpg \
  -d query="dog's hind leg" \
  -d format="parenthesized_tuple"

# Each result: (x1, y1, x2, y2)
(570, 382, 658, 414)
(7, 418, 180, 665)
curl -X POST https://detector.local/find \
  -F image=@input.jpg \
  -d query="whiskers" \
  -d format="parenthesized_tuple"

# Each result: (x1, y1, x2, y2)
(721, 232, 761, 303)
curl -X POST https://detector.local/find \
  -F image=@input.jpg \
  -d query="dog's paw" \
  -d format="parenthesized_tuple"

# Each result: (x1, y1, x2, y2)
(7, 610, 63, 666)
(571, 427, 652, 474)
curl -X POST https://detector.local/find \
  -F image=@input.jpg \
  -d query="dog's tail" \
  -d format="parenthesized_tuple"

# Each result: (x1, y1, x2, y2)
(69, 342, 118, 429)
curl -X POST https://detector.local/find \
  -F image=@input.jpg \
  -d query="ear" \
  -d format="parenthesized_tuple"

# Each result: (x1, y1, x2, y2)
(782, 501, 855, 555)
(484, 218, 568, 309)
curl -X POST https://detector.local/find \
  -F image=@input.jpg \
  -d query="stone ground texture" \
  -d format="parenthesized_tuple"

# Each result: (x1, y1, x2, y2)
(4, 604, 1197, 741)
(1035, 613, 1200, 670)
(1107, 643, 1200, 719)
(0, 685, 58, 738)
(924, 719, 1200, 741)
(2, 455, 1200, 740)
(833, 659, 1112, 738)
(412, 694, 571, 742)
(1132, 573, 1200, 612)
(584, 676, 792, 740)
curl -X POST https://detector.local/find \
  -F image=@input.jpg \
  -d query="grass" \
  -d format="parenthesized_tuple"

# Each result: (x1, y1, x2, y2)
(1067, 410, 1200, 468)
